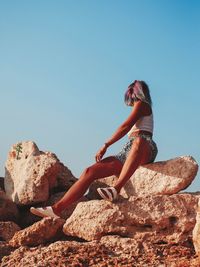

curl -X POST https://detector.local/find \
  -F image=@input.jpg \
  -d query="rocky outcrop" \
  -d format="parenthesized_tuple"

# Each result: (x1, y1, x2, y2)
(9, 217, 65, 247)
(88, 156, 199, 199)
(0, 190, 19, 222)
(1, 240, 139, 267)
(4, 141, 76, 205)
(0, 222, 21, 241)
(1, 143, 199, 266)
(63, 193, 199, 242)
(1, 192, 200, 266)
(1, 237, 199, 267)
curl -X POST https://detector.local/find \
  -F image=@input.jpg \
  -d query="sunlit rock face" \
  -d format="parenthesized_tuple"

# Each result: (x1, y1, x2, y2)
(88, 156, 199, 199)
(9, 217, 65, 247)
(4, 141, 76, 205)
(63, 193, 199, 242)
(1, 144, 200, 266)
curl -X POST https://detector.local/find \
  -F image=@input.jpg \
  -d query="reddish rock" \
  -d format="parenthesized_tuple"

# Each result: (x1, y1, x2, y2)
(1, 238, 199, 266)
(9, 217, 65, 247)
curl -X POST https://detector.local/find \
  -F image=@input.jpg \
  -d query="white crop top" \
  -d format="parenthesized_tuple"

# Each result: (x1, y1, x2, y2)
(127, 113, 153, 138)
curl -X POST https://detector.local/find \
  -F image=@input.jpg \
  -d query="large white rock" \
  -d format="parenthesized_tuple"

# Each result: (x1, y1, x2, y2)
(4, 141, 76, 205)
(88, 156, 199, 199)
(63, 193, 199, 242)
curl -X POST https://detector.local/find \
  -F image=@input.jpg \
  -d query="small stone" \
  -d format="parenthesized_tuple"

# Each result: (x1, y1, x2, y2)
(9, 217, 65, 247)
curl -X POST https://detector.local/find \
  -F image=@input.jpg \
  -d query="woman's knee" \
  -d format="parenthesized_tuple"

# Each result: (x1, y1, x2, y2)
(80, 165, 97, 182)
(79, 157, 123, 182)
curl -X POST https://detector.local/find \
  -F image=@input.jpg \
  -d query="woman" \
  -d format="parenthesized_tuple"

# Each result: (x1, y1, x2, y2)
(30, 80, 158, 218)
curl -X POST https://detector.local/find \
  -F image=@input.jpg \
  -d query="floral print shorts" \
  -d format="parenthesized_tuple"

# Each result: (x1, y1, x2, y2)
(114, 134, 158, 164)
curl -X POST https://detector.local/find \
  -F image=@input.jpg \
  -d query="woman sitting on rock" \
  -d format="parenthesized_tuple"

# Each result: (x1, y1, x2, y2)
(30, 80, 158, 218)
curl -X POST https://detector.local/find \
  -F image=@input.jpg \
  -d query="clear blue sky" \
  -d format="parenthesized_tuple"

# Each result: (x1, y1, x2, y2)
(0, 0, 199, 191)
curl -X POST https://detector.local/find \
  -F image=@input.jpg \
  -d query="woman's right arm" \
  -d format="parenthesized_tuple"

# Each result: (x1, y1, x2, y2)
(95, 101, 149, 162)
(104, 101, 148, 147)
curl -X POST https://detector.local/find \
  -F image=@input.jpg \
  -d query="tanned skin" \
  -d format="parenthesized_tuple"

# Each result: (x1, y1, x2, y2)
(52, 100, 153, 216)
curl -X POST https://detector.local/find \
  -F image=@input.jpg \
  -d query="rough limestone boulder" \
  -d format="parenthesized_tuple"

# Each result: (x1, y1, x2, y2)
(0, 221, 21, 241)
(9, 217, 65, 247)
(88, 156, 199, 199)
(0, 190, 19, 221)
(63, 193, 199, 242)
(4, 141, 76, 205)
(193, 198, 200, 262)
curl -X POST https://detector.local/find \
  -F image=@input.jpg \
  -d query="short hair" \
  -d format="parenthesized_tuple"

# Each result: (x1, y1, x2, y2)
(124, 80, 152, 106)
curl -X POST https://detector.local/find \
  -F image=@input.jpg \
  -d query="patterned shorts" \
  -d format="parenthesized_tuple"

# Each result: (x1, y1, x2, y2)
(114, 134, 158, 164)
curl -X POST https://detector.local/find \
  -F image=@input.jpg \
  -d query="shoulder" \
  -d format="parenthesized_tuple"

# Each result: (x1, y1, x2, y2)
(132, 101, 152, 116)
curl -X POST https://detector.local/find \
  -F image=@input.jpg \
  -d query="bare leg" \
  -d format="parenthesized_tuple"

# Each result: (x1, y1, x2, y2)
(114, 137, 152, 193)
(52, 156, 123, 215)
